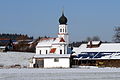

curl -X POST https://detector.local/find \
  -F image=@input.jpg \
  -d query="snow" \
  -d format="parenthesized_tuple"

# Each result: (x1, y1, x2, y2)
(0, 68, 120, 80)
(78, 43, 120, 52)
(73, 43, 120, 59)
(36, 38, 55, 47)
(37, 37, 66, 47)
(0, 52, 35, 68)
(87, 41, 101, 45)
(0, 52, 120, 80)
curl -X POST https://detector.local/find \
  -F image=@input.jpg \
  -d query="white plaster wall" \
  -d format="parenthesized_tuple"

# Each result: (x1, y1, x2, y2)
(36, 48, 40, 55)
(29, 58, 36, 68)
(59, 25, 68, 34)
(36, 47, 50, 54)
(58, 24, 69, 45)
(33, 58, 36, 64)
(44, 58, 70, 68)
(52, 44, 66, 54)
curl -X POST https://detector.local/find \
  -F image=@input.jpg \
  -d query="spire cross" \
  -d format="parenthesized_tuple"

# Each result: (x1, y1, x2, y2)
(62, 7, 64, 16)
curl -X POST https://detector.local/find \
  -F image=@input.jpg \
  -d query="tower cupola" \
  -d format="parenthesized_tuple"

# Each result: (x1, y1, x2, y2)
(59, 12, 67, 24)
(58, 11, 69, 45)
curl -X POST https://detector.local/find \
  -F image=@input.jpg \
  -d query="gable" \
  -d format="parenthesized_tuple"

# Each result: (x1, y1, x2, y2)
(60, 38, 65, 42)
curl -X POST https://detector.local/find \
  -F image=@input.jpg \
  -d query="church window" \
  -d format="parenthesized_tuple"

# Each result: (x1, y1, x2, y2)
(60, 50, 62, 54)
(40, 50, 41, 54)
(63, 29, 64, 32)
(46, 50, 48, 54)
(64, 50, 65, 54)
(60, 29, 62, 32)
(54, 58, 59, 62)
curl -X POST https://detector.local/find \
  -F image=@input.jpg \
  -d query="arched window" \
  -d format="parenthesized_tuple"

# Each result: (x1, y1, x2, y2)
(63, 29, 64, 32)
(60, 29, 62, 32)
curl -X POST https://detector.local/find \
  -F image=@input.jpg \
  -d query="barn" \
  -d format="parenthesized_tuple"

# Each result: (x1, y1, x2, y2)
(72, 41, 120, 67)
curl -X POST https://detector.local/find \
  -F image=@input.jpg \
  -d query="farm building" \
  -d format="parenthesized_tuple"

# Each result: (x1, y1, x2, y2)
(0, 46, 6, 52)
(72, 41, 120, 67)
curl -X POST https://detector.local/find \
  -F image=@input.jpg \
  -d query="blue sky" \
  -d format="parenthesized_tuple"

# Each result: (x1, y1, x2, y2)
(0, 0, 120, 42)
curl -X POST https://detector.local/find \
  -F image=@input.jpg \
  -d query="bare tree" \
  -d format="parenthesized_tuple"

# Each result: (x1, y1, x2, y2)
(86, 36, 100, 42)
(86, 37, 92, 42)
(113, 27, 120, 42)
(92, 36, 100, 41)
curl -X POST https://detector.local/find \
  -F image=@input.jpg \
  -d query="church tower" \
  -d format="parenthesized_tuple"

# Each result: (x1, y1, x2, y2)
(58, 12, 69, 45)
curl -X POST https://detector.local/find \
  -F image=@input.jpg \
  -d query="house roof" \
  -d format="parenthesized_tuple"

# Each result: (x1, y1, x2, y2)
(36, 38, 55, 47)
(53, 37, 66, 44)
(78, 43, 120, 53)
(36, 37, 66, 47)
(87, 41, 101, 45)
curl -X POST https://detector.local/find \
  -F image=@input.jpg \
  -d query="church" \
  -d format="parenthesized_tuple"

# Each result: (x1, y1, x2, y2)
(30, 12, 71, 68)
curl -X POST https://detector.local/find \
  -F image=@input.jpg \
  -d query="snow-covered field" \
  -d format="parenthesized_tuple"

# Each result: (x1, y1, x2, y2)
(0, 52, 120, 80)
(0, 68, 120, 80)
(0, 52, 35, 68)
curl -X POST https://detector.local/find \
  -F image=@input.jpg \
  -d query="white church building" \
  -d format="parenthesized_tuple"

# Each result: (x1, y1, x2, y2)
(30, 12, 71, 68)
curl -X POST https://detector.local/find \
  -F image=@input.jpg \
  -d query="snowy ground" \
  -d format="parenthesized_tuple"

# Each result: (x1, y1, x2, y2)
(0, 68, 120, 80)
(0, 52, 120, 80)
(0, 52, 35, 68)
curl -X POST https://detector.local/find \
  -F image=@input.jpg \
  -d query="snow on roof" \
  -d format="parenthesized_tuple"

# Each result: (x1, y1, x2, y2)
(34, 54, 71, 58)
(53, 37, 66, 44)
(36, 37, 66, 47)
(36, 38, 55, 47)
(100, 53, 120, 59)
(87, 41, 101, 45)
(77, 43, 120, 53)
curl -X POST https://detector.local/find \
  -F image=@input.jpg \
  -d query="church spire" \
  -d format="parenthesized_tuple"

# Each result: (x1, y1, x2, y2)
(62, 8, 64, 16)
(59, 10, 68, 24)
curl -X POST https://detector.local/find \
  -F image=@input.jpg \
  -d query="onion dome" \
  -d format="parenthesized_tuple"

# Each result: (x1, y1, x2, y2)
(59, 12, 67, 24)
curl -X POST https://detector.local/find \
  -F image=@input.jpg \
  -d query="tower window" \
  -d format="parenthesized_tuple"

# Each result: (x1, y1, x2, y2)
(63, 29, 64, 32)
(60, 29, 62, 32)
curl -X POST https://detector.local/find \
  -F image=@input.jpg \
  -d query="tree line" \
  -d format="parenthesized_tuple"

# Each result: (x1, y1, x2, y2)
(0, 33, 33, 40)
(69, 26, 120, 47)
